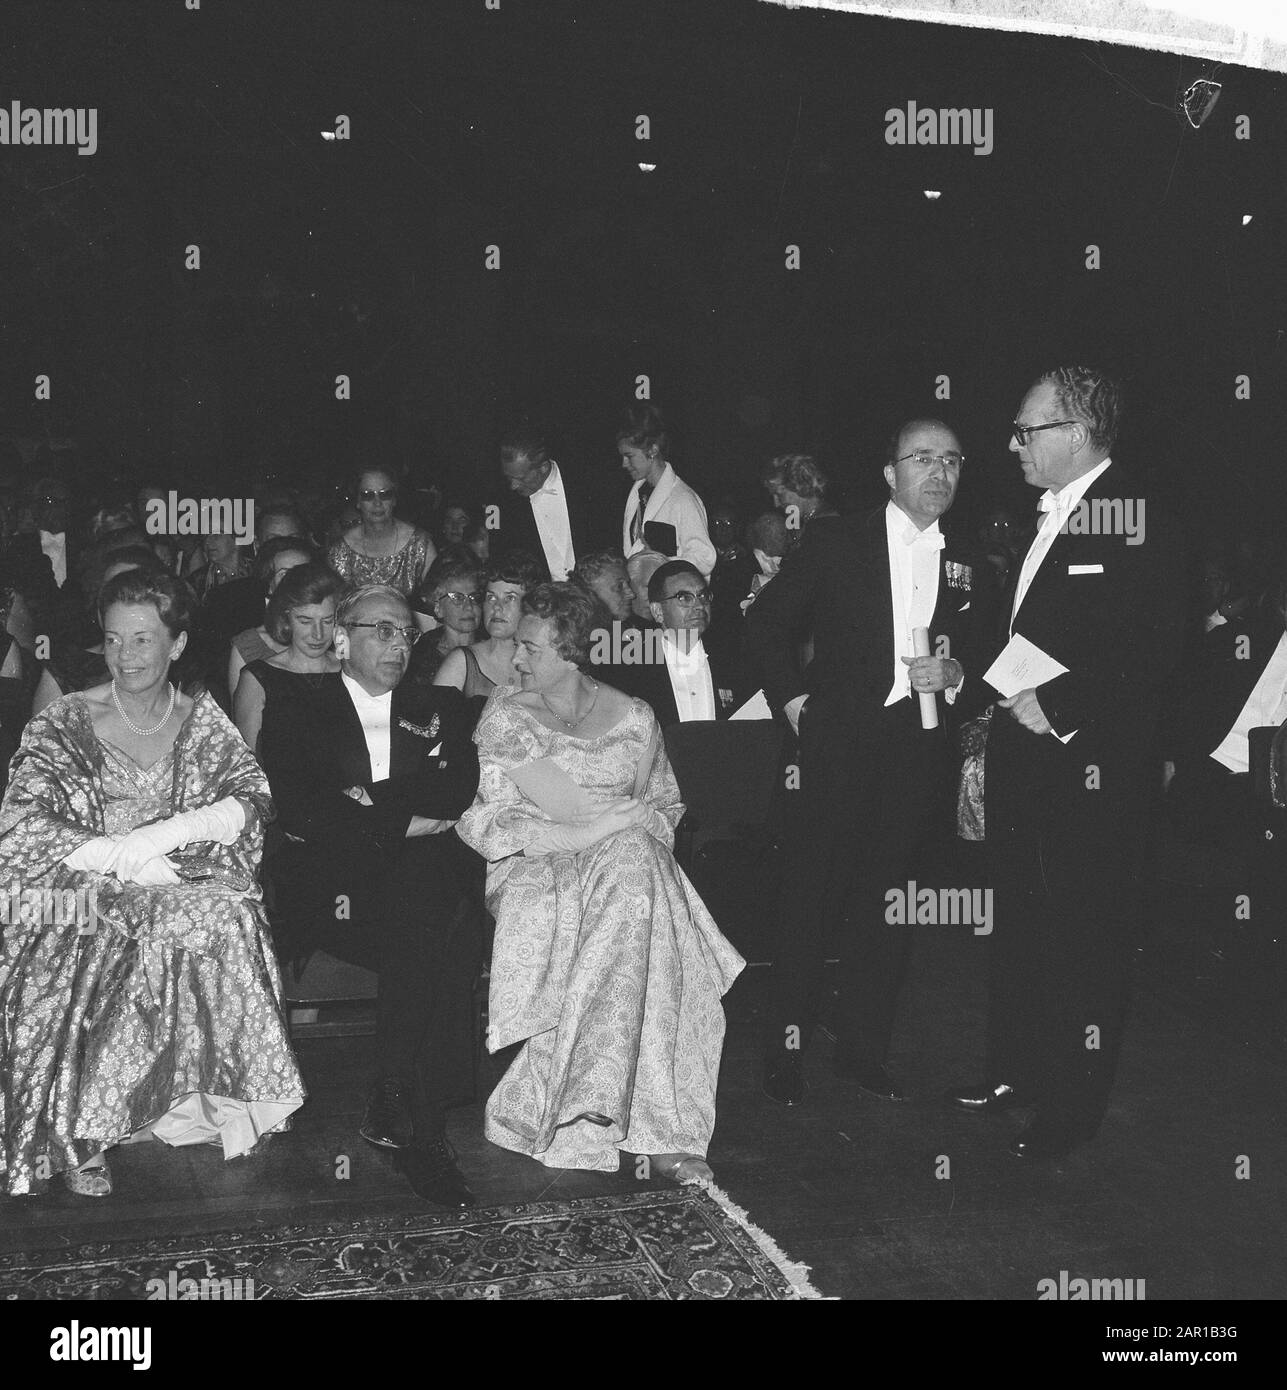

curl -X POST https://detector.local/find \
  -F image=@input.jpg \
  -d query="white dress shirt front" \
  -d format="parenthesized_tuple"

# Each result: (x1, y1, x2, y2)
(528, 461, 575, 582)
(662, 631, 716, 722)
(884, 502, 944, 706)
(341, 671, 393, 782)
(39, 530, 68, 588)
(1211, 630, 1287, 775)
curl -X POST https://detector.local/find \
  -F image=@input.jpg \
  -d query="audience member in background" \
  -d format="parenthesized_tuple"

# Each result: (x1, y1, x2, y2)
(226, 537, 320, 698)
(0, 569, 303, 1197)
(135, 481, 196, 573)
(710, 498, 746, 566)
(570, 548, 636, 629)
(456, 583, 744, 1180)
(327, 464, 436, 598)
(18, 474, 87, 647)
(255, 504, 309, 552)
(258, 584, 483, 1206)
(233, 561, 347, 754)
(739, 510, 791, 614)
(493, 428, 612, 581)
(32, 546, 179, 716)
(609, 561, 750, 728)
(0, 575, 39, 784)
(434, 551, 543, 717)
(406, 554, 485, 686)
(439, 503, 473, 551)
(626, 549, 667, 623)
(760, 453, 838, 547)
(618, 407, 717, 577)
(186, 528, 254, 602)
(463, 517, 491, 567)
(977, 509, 1020, 583)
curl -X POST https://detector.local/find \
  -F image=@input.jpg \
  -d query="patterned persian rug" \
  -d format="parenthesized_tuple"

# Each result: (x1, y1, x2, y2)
(0, 1185, 826, 1300)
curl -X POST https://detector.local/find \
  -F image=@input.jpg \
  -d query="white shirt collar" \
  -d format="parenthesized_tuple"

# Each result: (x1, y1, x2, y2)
(1039, 456, 1113, 515)
(885, 500, 944, 548)
(341, 670, 393, 707)
(533, 460, 564, 497)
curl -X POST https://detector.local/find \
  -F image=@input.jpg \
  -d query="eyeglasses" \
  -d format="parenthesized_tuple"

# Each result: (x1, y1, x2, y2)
(1010, 421, 1076, 447)
(440, 590, 484, 606)
(344, 620, 418, 643)
(661, 588, 712, 608)
(358, 488, 396, 501)
(894, 451, 965, 471)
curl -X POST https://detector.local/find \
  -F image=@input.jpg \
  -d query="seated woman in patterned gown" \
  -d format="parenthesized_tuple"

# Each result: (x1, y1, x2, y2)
(455, 583, 744, 1182)
(0, 570, 304, 1197)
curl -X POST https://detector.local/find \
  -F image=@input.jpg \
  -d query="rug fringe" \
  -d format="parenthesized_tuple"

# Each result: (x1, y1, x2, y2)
(698, 1180, 834, 1299)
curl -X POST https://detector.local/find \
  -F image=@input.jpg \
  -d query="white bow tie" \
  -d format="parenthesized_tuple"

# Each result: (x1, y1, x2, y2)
(1038, 490, 1076, 516)
(906, 527, 945, 551)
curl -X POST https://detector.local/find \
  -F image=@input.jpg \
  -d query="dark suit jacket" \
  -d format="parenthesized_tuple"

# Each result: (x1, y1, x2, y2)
(486, 463, 617, 576)
(986, 466, 1188, 862)
(260, 673, 480, 858)
(608, 634, 751, 730)
(743, 503, 998, 749)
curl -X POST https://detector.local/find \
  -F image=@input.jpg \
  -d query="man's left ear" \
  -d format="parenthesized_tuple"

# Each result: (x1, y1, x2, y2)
(882, 463, 897, 491)
(334, 627, 351, 661)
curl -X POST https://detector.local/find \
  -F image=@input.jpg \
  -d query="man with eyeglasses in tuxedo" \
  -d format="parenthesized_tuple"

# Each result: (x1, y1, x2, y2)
(947, 367, 1187, 1160)
(258, 583, 485, 1206)
(747, 419, 996, 1108)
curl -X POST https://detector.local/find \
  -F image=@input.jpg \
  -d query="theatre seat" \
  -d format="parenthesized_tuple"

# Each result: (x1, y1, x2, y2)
(663, 720, 786, 963)
(281, 950, 378, 1039)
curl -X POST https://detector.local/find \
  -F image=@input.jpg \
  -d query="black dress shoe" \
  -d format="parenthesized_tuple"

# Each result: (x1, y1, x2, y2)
(395, 1138, 476, 1207)
(360, 1077, 414, 1149)
(762, 1054, 806, 1106)
(946, 1081, 1029, 1113)
(1009, 1116, 1096, 1162)
(833, 1059, 905, 1102)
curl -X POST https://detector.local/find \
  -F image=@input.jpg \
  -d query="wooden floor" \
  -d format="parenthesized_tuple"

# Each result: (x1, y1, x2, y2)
(1, 864, 1284, 1304)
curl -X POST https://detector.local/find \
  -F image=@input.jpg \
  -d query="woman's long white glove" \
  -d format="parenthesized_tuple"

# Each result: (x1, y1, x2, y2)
(523, 798, 652, 857)
(62, 835, 182, 885)
(65, 800, 246, 882)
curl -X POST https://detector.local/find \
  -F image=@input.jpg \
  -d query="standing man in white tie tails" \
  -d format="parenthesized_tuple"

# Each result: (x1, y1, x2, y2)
(948, 366, 1187, 1161)
(617, 406, 717, 579)
(746, 419, 996, 1107)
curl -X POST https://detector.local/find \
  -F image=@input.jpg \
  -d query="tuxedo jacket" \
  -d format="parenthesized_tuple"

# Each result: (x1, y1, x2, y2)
(987, 466, 1188, 855)
(743, 504, 997, 753)
(259, 673, 480, 859)
(486, 463, 617, 577)
(622, 464, 718, 578)
(607, 636, 751, 730)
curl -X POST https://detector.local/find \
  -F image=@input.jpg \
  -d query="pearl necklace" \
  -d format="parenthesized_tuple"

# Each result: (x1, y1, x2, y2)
(540, 680, 599, 732)
(112, 680, 176, 736)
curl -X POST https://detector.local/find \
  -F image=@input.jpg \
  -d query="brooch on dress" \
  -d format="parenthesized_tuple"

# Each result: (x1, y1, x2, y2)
(398, 714, 441, 740)
(945, 561, 973, 591)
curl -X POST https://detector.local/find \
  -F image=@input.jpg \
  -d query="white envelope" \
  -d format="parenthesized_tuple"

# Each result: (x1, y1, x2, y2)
(983, 634, 1069, 699)
(1068, 563, 1104, 575)
(729, 688, 773, 721)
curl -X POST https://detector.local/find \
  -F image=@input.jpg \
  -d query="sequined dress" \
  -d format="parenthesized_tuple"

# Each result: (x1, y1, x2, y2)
(456, 692, 745, 1171)
(326, 528, 435, 598)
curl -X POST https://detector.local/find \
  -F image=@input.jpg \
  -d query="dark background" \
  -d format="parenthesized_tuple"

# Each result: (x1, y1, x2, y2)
(2, 0, 1283, 542)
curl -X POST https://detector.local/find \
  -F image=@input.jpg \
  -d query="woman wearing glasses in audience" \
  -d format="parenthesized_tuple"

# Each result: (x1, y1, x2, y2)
(456, 582, 744, 1182)
(327, 465, 436, 599)
(433, 552, 544, 717)
(233, 562, 348, 755)
(406, 554, 485, 687)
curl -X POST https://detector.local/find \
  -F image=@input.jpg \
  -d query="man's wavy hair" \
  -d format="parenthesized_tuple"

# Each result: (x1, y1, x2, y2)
(521, 582, 600, 665)
(1038, 366, 1124, 454)
(336, 583, 411, 630)
(570, 548, 627, 589)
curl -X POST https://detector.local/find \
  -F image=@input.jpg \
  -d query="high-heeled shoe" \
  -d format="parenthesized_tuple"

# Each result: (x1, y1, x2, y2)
(650, 1153, 714, 1185)
(63, 1156, 112, 1197)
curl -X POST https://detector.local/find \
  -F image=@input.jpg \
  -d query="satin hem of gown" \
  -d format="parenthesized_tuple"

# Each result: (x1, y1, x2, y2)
(130, 1092, 303, 1159)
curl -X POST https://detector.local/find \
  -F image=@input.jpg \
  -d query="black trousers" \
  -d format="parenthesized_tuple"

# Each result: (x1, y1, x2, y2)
(271, 833, 484, 1136)
(766, 697, 946, 1065)
(985, 715, 1144, 1132)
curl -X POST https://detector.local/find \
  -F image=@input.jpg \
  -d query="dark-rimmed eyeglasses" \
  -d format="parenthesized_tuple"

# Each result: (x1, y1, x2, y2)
(661, 588, 712, 608)
(893, 451, 965, 471)
(358, 488, 396, 501)
(344, 620, 417, 643)
(1010, 421, 1076, 447)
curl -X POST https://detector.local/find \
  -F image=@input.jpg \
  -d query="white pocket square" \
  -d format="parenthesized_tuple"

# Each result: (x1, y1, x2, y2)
(1068, 564, 1104, 575)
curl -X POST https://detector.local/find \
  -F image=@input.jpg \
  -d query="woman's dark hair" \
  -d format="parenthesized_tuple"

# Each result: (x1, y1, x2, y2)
(265, 561, 350, 645)
(521, 582, 599, 664)
(487, 550, 545, 590)
(253, 534, 319, 593)
(98, 570, 196, 640)
(99, 544, 167, 583)
(615, 404, 670, 458)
